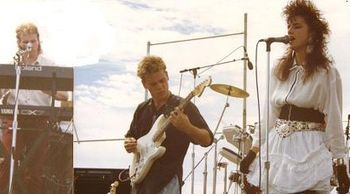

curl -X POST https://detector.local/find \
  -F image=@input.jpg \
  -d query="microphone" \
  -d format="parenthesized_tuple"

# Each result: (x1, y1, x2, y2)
(243, 46, 253, 70)
(260, 35, 290, 44)
(26, 42, 33, 52)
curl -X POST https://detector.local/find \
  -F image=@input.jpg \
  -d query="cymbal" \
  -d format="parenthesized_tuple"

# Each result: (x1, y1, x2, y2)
(210, 84, 249, 98)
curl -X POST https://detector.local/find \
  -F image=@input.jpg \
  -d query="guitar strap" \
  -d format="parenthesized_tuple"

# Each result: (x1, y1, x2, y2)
(131, 94, 181, 139)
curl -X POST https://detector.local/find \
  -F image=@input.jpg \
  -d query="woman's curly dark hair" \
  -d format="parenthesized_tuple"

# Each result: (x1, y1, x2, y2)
(275, 0, 331, 81)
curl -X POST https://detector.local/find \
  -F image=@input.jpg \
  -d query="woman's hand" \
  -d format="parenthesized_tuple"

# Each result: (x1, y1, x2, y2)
(335, 163, 350, 194)
(240, 149, 257, 174)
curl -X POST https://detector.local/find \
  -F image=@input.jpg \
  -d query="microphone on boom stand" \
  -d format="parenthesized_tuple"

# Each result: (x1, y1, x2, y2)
(259, 35, 290, 44)
(243, 47, 253, 70)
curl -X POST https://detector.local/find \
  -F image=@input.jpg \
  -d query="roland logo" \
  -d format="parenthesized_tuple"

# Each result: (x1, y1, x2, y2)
(1, 108, 13, 115)
(21, 65, 42, 71)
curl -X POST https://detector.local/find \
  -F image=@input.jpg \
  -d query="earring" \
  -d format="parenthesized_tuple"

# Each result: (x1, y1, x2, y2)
(306, 37, 314, 54)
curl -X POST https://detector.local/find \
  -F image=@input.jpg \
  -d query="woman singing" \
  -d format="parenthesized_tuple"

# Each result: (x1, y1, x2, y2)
(240, 0, 349, 193)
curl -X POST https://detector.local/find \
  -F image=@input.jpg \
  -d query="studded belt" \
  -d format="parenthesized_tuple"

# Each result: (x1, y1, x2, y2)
(275, 119, 325, 138)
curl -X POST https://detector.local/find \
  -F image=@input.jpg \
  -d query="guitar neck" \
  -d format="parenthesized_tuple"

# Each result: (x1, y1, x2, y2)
(152, 92, 194, 141)
(108, 181, 119, 194)
(178, 92, 194, 111)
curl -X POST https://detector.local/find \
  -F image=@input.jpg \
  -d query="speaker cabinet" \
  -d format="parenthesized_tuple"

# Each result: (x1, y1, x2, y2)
(74, 168, 131, 194)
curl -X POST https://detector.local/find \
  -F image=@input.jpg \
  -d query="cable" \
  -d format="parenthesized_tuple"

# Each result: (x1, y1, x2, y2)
(118, 168, 132, 182)
(198, 45, 245, 76)
(254, 40, 263, 188)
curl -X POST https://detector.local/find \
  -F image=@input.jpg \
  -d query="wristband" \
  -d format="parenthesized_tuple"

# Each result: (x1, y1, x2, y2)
(333, 158, 345, 166)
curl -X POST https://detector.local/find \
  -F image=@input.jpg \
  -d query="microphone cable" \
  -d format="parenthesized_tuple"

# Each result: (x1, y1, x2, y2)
(254, 39, 264, 188)
(198, 45, 245, 76)
(178, 45, 245, 96)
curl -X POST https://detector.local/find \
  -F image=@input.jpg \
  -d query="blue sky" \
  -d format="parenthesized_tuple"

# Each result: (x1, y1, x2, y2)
(0, 0, 349, 193)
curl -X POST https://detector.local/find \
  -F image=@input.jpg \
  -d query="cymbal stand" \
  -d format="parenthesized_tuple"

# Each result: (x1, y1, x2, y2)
(212, 97, 229, 194)
(227, 171, 241, 194)
(190, 134, 223, 194)
(179, 104, 228, 193)
(218, 162, 228, 194)
(203, 152, 208, 194)
(182, 138, 221, 194)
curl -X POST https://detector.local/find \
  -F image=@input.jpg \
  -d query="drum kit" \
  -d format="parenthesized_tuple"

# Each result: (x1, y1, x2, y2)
(209, 83, 253, 193)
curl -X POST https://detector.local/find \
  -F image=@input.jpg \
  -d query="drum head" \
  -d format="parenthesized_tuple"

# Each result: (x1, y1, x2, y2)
(222, 126, 252, 154)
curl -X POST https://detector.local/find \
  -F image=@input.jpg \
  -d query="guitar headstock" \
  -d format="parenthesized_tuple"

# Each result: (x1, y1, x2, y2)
(192, 76, 212, 98)
(108, 181, 119, 194)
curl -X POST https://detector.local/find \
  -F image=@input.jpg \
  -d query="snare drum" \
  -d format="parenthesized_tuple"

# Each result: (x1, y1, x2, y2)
(219, 147, 242, 165)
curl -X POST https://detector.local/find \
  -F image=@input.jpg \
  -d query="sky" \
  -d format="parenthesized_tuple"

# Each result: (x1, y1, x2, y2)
(0, 0, 349, 193)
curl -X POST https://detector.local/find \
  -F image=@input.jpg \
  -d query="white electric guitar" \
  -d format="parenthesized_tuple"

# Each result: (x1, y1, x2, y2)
(129, 77, 212, 185)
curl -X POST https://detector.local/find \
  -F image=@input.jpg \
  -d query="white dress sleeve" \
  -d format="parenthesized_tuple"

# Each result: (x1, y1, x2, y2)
(322, 66, 345, 158)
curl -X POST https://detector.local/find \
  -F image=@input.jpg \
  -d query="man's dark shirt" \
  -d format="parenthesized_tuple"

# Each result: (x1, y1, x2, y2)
(125, 94, 213, 194)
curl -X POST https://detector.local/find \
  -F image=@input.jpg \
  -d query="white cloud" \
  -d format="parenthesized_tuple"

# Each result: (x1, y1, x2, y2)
(0, 0, 115, 66)
(75, 73, 143, 108)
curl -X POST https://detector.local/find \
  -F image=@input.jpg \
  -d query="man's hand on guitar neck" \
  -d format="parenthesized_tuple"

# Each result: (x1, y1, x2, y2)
(124, 137, 137, 153)
(169, 107, 191, 131)
(169, 107, 212, 146)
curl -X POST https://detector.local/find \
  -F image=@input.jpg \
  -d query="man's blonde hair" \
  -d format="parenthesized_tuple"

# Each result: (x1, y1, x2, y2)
(137, 55, 167, 80)
(16, 22, 41, 52)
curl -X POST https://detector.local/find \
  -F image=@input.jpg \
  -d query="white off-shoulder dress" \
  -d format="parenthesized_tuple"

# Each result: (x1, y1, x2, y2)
(247, 64, 345, 194)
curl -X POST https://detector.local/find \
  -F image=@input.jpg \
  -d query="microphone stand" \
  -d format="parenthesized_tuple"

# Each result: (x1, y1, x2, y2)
(190, 68, 197, 194)
(179, 58, 248, 74)
(262, 41, 273, 194)
(8, 52, 24, 194)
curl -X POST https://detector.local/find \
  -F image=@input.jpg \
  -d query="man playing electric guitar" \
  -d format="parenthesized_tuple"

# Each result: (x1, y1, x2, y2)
(124, 55, 213, 194)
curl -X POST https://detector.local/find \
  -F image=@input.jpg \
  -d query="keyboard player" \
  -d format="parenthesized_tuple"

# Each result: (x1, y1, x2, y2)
(0, 22, 68, 194)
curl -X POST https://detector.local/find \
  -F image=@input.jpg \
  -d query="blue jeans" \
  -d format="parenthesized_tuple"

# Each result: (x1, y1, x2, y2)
(158, 175, 180, 194)
(131, 175, 180, 194)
